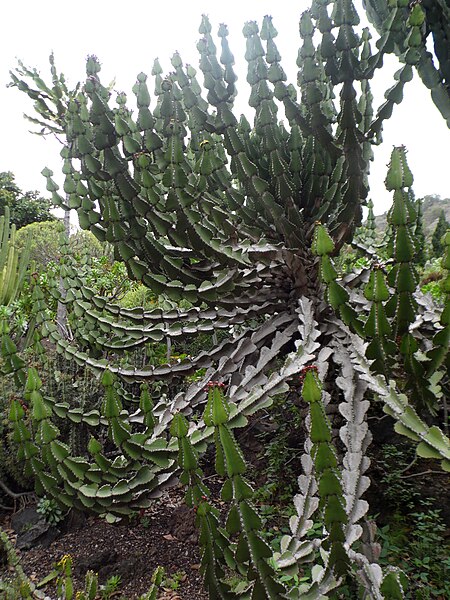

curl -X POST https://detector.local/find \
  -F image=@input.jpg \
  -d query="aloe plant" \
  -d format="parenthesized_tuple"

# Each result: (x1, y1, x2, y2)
(7, 1, 450, 597)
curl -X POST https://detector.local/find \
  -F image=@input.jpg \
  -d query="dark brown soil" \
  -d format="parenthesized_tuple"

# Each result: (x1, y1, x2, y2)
(1, 486, 208, 599)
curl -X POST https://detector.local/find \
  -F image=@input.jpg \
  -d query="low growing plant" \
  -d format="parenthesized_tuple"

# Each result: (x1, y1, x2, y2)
(378, 509, 450, 599)
(100, 574, 122, 600)
(161, 570, 186, 592)
(36, 495, 65, 525)
(377, 444, 420, 512)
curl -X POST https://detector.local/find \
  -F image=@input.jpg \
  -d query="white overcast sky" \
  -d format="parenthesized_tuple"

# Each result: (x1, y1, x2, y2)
(1, 0, 449, 216)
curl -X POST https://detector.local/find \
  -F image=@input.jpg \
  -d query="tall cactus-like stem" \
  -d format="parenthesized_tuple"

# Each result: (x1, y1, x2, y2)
(204, 383, 286, 599)
(0, 207, 31, 307)
(363, 0, 450, 127)
(0, 206, 31, 385)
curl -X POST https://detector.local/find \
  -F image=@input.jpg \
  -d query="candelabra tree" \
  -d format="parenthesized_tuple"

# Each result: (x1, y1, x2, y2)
(363, 0, 450, 127)
(6, 0, 450, 597)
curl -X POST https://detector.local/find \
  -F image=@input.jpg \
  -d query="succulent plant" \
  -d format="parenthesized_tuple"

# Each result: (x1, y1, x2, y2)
(7, 1, 450, 597)
(0, 206, 31, 386)
(363, 0, 450, 127)
(0, 207, 31, 307)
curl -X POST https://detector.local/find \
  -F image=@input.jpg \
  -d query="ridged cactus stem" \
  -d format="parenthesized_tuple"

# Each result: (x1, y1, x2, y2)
(384, 147, 434, 407)
(203, 382, 286, 599)
(19, 367, 67, 503)
(8, 385, 33, 475)
(0, 206, 31, 306)
(312, 222, 364, 335)
(301, 367, 349, 578)
(0, 528, 35, 597)
(144, 567, 165, 600)
(365, 199, 376, 243)
(170, 410, 232, 599)
(56, 554, 74, 600)
(0, 319, 26, 386)
(384, 148, 416, 330)
(363, 265, 396, 378)
(101, 369, 131, 448)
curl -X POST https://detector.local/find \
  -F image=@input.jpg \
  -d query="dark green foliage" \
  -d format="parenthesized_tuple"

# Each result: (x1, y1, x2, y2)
(0, 172, 55, 230)
(414, 198, 426, 267)
(377, 443, 421, 512)
(374, 444, 450, 599)
(431, 210, 449, 257)
(379, 509, 450, 599)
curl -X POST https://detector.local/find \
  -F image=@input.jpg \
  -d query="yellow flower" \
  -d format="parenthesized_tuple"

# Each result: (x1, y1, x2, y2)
(58, 554, 72, 568)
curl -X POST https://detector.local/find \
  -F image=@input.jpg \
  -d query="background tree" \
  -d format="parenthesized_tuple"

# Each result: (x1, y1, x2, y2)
(0, 171, 55, 229)
(414, 197, 426, 266)
(9, 54, 81, 336)
(15, 220, 62, 266)
(431, 209, 450, 257)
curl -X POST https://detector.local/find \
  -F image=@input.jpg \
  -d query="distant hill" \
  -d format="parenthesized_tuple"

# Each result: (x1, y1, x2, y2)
(374, 195, 450, 238)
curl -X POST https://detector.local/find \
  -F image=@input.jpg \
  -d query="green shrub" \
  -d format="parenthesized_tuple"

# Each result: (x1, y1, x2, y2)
(15, 220, 63, 267)
(420, 258, 445, 303)
(378, 509, 450, 599)
(119, 283, 156, 309)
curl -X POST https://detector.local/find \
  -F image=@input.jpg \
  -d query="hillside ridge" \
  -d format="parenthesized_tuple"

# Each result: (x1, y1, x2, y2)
(374, 194, 450, 237)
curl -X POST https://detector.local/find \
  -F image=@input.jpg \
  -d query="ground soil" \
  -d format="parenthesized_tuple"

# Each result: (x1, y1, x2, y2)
(1, 485, 208, 599)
